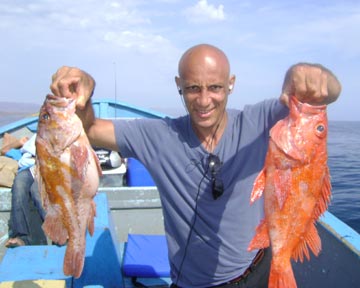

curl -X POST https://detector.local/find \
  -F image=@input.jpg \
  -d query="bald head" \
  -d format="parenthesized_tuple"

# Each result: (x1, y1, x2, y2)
(178, 44, 231, 78)
(175, 44, 235, 145)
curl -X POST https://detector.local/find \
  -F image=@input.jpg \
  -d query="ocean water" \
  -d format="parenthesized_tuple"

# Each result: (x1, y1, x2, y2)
(327, 121, 360, 233)
(0, 112, 359, 233)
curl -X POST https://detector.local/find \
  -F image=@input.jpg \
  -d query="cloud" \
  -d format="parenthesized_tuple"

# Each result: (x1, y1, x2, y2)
(0, 0, 166, 54)
(230, 2, 360, 58)
(185, 0, 225, 23)
(103, 30, 173, 54)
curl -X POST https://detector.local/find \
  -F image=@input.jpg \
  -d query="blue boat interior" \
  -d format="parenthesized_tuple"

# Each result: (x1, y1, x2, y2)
(0, 193, 172, 287)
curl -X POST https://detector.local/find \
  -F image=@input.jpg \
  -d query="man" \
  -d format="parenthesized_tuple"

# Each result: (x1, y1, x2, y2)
(5, 134, 46, 247)
(1, 133, 29, 156)
(50, 44, 341, 287)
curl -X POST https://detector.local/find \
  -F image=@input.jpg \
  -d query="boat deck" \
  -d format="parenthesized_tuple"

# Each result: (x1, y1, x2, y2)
(0, 187, 360, 287)
(0, 191, 170, 287)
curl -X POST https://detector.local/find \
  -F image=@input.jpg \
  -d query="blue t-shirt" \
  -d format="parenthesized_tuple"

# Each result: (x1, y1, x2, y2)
(114, 99, 288, 287)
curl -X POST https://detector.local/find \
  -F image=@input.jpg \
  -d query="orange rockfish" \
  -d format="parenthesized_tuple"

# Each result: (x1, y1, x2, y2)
(35, 94, 102, 278)
(248, 96, 331, 288)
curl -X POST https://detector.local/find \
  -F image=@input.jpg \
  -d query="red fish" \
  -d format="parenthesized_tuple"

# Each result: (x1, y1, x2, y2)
(35, 94, 102, 278)
(248, 96, 331, 288)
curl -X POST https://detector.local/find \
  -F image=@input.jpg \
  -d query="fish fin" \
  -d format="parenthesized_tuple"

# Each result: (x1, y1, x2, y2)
(63, 239, 85, 278)
(90, 148, 103, 177)
(313, 168, 332, 219)
(268, 260, 297, 288)
(35, 141, 51, 210)
(274, 169, 291, 210)
(70, 144, 90, 181)
(35, 166, 49, 210)
(87, 200, 96, 236)
(250, 169, 266, 203)
(247, 219, 270, 251)
(292, 222, 321, 263)
(70, 143, 102, 181)
(42, 208, 68, 245)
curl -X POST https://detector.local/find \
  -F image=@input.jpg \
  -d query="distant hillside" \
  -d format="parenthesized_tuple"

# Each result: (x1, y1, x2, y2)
(0, 102, 40, 114)
(0, 102, 41, 126)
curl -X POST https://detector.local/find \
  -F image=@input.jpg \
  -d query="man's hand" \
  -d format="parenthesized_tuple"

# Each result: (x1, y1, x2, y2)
(50, 66, 95, 110)
(280, 63, 341, 106)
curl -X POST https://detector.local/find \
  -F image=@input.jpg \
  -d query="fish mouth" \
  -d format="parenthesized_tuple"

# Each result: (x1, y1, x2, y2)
(46, 94, 74, 108)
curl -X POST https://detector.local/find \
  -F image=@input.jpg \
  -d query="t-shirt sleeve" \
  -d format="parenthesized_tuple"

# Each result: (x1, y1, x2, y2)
(112, 117, 171, 165)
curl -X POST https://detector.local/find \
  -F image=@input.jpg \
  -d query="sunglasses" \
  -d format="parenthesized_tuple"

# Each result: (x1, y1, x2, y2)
(207, 154, 224, 200)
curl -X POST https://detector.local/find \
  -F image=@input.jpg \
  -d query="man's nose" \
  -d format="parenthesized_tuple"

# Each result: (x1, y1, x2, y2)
(197, 88, 211, 106)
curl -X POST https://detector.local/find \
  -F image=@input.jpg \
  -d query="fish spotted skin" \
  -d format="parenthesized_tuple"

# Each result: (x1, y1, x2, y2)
(35, 94, 102, 278)
(248, 96, 331, 288)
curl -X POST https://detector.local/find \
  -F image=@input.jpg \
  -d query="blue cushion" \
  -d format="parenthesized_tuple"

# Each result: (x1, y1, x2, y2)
(5, 148, 22, 161)
(122, 234, 170, 278)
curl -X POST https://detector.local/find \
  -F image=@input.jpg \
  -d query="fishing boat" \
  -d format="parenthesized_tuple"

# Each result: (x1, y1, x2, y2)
(0, 99, 359, 288)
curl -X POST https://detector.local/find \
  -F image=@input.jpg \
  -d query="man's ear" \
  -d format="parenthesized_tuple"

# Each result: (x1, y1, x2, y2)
(228, 75, 236, 93)
(175, 76, 182, 95)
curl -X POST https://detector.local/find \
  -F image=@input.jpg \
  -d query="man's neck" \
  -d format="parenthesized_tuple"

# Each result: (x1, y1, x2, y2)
(192, 112, 227, 153)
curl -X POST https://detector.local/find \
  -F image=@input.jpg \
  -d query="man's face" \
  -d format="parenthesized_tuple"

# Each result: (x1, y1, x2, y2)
(177, 55, 233, 132)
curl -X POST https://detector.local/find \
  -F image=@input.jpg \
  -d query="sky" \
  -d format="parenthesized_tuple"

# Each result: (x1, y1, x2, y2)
(0, 0, 359, 120)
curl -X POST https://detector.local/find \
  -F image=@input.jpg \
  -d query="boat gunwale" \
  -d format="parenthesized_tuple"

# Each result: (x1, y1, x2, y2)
(319, 211, 360, 257)
(0, 116, 38, 135)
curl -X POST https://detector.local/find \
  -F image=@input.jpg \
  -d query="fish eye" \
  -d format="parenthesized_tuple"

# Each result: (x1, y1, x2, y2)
(42, 113, 50, 121)
(315, 123, 327, 138)
(316, 124, 325, 132)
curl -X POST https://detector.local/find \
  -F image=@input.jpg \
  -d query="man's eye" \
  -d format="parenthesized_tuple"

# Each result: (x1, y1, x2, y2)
(209, 85, 222, 92)
(185, 86, 201, 93)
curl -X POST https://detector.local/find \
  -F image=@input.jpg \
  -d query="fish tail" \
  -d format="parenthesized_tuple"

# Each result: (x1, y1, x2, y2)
(268, 261, 297, 288)
(63, 239, 85, 278)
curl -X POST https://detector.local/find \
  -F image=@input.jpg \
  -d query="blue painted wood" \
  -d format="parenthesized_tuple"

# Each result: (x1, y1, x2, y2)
(0, 99, 168, 135)
(0, 116, 38, 134)
(320, 211, 360, 255)
(0, 245, 72, 286)
(74, 228, 123, 287)
(0, 193, 123, 288)
(73, 193, 123, 288)
(92, 99, 168, 120)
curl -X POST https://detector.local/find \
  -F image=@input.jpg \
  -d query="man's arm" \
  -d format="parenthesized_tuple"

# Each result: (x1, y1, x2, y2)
(280, 63, 341, 106)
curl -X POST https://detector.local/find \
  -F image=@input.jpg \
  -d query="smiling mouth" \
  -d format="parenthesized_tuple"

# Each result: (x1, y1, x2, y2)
(196, 108, 214, 118)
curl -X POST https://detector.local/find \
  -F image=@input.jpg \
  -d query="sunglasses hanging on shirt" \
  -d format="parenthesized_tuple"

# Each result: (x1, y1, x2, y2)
(207, 154, 224, 200)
